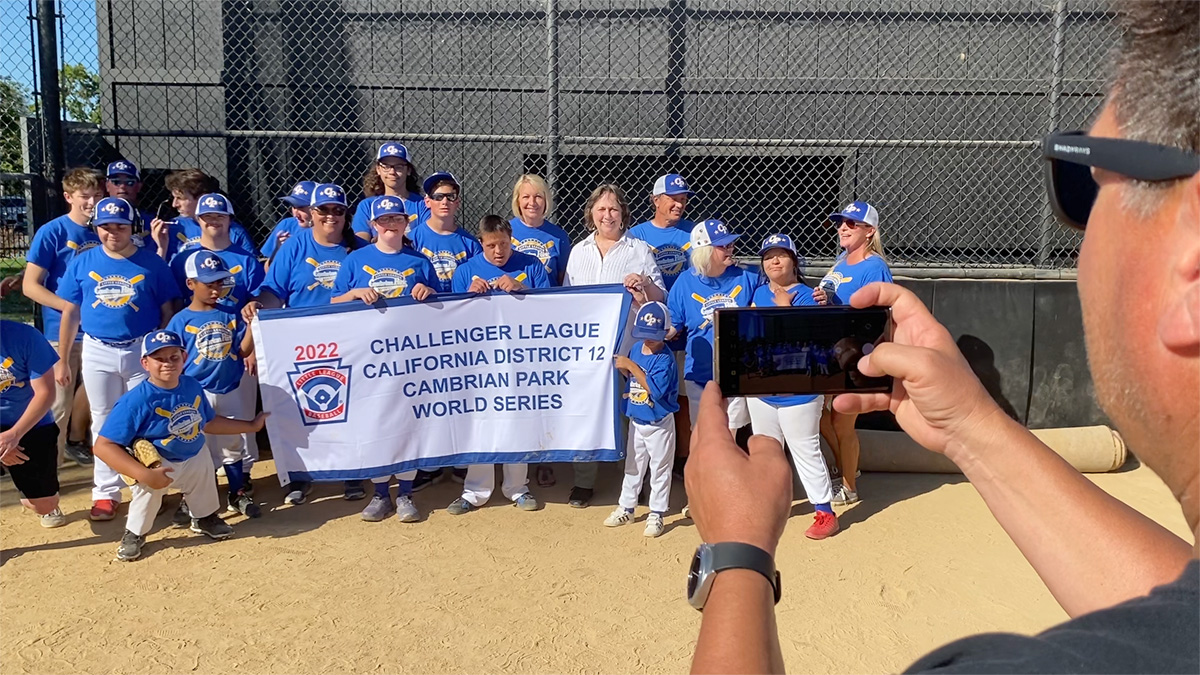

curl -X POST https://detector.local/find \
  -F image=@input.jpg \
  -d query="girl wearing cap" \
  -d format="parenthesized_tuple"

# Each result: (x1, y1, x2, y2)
(744, 233, 839, 540)
(814, 201, 893, 506)
(352, 142, 430, 243)
(509, 174, 571, 286)
(333, 193, 437, 523)
(55, 197, 181, 522)
(261, 180, 316, 262)
(560, 184, 665, 507)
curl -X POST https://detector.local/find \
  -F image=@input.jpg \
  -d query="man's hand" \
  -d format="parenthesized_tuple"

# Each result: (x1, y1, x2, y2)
(149, 218, 171, 256)
(0, 445, 29, 466)
(833, 282, 1003, 458)
(493, 275, 526, 293)
(141, 465, 175, 490)
(54, 361, 72, 388)
(685, 382, 792, 557)
(468, 278, 491, 295)
(411, 283, 435, 302)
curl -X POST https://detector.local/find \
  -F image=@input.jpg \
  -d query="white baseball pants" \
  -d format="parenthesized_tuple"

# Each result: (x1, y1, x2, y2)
(747, 397, 833, 505)
(82, 335, 147, 502)
(461, 464, 529, 506)
(371, 470, 417, 485)
(685, 380, 749, 430)
(618, 415, 676, 513)
(48, 340, 83, 458)
(125, 451, 219, 536)
(234, 371, 259, 469)
(203, 387, 252, 467)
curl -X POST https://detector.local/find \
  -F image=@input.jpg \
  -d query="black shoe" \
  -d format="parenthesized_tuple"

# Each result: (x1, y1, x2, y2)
(343, 480, 366, 501)
(190, 513, 234, 540)
(64, 442, 94, 466)
(451, 467, 468, 484)
(411, 469, 446, 493)
(172, 501, 191, 528)
(116, 530, 145, 561)
(672, 456, 687, 481)
(568, 486, 593, 509)
(243, 476, 254, 498)
(226, 490, 262, 518)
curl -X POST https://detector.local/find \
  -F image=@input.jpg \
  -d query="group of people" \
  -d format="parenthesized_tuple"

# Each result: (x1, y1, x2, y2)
(2, 144, 892, 560)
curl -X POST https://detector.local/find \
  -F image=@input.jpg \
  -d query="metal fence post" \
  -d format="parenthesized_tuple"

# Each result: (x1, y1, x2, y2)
(664, 0, 687, 157)
(35, 0, 64, 195)
(545, 0, 560, 215)
(1037, 0, 1068, 266)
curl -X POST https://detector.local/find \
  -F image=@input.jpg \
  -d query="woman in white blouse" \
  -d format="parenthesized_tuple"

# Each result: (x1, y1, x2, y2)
(560, 183, 666, 508)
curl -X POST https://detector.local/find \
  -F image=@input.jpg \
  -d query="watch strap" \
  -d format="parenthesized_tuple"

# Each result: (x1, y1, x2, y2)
(709, 542, 781, 604)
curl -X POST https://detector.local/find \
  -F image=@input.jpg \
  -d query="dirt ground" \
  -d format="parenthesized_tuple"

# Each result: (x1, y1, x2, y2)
(0, 459, 1190, 674)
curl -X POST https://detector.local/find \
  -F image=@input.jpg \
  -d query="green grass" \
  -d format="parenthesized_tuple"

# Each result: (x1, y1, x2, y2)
(0, 256, 35, 325)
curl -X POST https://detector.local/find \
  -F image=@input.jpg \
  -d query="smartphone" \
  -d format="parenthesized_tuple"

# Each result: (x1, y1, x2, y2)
(713, 306, 893, 397)
(155, 200, 177, 222)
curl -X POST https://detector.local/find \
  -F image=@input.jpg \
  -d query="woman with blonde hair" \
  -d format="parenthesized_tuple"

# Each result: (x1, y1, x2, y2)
(814, 201, 893, 506)
(509, 174, 571, 285)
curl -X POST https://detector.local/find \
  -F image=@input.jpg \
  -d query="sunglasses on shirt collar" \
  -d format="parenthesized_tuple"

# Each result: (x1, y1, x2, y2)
(1042, 131, 1199, 231)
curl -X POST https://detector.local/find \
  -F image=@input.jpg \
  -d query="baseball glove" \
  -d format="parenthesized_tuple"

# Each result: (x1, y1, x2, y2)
(120, 438, 164, 486)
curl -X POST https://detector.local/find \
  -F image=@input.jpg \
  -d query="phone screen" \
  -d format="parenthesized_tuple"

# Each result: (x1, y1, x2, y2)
(714, 306, 892, 397)
(155, 200, 177, 222)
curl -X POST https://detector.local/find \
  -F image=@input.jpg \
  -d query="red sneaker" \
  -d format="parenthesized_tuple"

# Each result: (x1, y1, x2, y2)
(805, 511, 839, 540)
(89, 499, 118, 521)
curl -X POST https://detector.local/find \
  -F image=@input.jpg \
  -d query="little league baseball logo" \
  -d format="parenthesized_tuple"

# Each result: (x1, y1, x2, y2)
(186, 320, 235, 364)
(88, 271, 144, 309)
(513, 237, 554, 265)
(364, 265, 413, 298)
(651, 245, 687, 277)
(305, 257, 341, 290)
(0, 357, 19, 395)
(420, 248, 463, 283)
(288, 359, 352, 425)
(154, 396, 205, 444)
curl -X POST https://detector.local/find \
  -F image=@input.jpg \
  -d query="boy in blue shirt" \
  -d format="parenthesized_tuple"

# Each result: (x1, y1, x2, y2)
(23, 167, 103, 466)
(262, 180, 315, 261)
(605, 302, 679, 538)
(167, 251, 259, 519)
(93, 330, 268, 562)
(409, 172, 482, 293)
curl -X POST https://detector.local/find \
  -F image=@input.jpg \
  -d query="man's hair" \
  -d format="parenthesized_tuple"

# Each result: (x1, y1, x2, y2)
(363, 158, 421, 197)
(62, 167, 103, 194)
(426, 178, 460, 196)
(478, 214, 512, 237)
(165, 168, 220, 198)
(1112, 1, 1199, 212)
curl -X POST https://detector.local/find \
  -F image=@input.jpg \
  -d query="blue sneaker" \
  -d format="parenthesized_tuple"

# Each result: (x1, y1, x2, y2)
(446, 497, 475, 515)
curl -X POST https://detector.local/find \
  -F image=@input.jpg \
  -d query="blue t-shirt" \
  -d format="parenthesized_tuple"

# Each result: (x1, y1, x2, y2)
(0, 321, 59, 428)
(819, 255, 892, 305)
(260, 228, 357, 308)
(332, 244, 437, 299)
(57, 246, 181, 342)
(25, 214, 100, 342)
(99, 376, 216, 463)
(350, 194, 430, 239)
(409, 223, 483, 293)
(167, 308, 247, 395)
(750, 283, 819, 407)
(627, 220, 695, 292)
(508, 217, 572, 286)
(625, 341, 680, 424)
(170, 244, 265, 314)
(450, 251, 551, 293)
(261, 216, 303, 259)
(174, 217, 259, 259)
(667, 266, 761, 384)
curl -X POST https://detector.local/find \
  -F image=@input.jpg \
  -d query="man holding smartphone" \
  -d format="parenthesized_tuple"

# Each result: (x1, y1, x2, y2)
(684, 2, 1198, 673)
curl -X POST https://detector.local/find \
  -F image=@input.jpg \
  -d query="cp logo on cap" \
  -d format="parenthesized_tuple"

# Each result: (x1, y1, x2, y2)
(640, 312, 661, 326)
(202, 196, 220, 208)
(671, 176, 685, 187)
(293, 185, 307, 195)
(385, 145, 397, 153)
(714, 223, 728, 235)
(201, 256, 219, 269)
(768, 235, 782, 244)
(154, 331, 171, 343)
(102, 202, 122, 214)
(379, 198, 395, 209)
(321, 187, 339, 197)
(846, 204, 860, 213)
(115, 162, 129, 171)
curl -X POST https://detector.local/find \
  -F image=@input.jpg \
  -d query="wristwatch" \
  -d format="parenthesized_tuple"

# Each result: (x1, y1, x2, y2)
(687, 542, 781, 611)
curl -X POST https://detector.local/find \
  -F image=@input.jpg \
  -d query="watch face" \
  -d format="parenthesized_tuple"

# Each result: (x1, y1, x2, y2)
(688, 547, 703, 598)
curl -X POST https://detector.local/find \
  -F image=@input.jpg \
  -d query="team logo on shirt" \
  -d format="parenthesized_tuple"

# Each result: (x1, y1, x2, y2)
(66, 239, 99, 255)
(476, 272, 528, 288)
(628, 378, 650, 407)
(88, 271, 145, 310)
(649, 244, 688, 277)
(185, 320, 235, 364)
(821, 272, 851, 290)
(691, 285, 744, 329)
(512, 237, 555, 268)
(419, 248, 465, 283)
(363, 265, 414, 298)
(154, 396, 205, 444)
(305, 257, 341, 290)
(288, 359, 352, 425)
(0, 357, 21, 395)
(216, 264, 244, 303)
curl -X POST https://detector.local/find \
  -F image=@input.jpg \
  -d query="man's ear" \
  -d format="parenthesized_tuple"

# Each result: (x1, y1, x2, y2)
(1157, 175, 1200, 353)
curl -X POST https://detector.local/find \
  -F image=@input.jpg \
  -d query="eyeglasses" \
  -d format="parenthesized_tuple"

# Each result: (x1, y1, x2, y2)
(429, 192, 460, 202)
(1042, 131, 1199, 231)
(376, 161, 406, 173)
(314, 206, 346, 217)
(108, 178, 138, 187)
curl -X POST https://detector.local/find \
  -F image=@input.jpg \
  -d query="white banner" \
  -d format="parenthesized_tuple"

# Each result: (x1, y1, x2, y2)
(252, 285, 631, 483)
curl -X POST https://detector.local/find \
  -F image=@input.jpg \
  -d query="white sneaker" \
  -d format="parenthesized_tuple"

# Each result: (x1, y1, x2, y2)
(831, 484, 860, 506)
(604, 507, 634, 527)
(40, 507, 66, 528)
(643, 513, 664, 538)
(395, 495, 420, 523)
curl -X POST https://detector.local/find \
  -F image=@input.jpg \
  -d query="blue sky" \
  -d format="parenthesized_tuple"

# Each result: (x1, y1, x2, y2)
(1, 0, 99, 95)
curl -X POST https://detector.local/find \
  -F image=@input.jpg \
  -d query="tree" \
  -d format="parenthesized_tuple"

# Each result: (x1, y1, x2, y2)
(0, 77, 33, 173)
(59, 63, 100, 124)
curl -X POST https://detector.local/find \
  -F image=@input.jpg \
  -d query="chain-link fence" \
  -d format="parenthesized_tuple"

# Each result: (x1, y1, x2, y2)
(7, 0, 1120, 272)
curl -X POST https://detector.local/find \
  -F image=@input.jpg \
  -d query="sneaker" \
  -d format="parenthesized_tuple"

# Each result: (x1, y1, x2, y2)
(226, 491, 262, 518)
(172, 501, 191, 528)
(568, 486, 593, 509)
(343, 480, 366, 501)
(450, 467, 467, 484)
(395, 495, 420, 522)
(672, 456, 687, 481)
(116, 530, 145, 562)
(283, 481, 313, 505)
(40, 507, 67, 528)
(830, 470, 861, 488)
(446, 497, 475, 516)
(411, 469, 446, 493)
(681, 504, 691, 519)
(604, 507, 634, 527)
(89, 499, 118, 521)
(805, 511, 840, 540)
(64, 442, 93, 466)
(190, 513, 234, 540)
(831, 484, 859, 506)
(514, 493, 539, 511)
(361, 494, 396, 522)
(215, 464, 226, 478)
(644, 513, 665, 538)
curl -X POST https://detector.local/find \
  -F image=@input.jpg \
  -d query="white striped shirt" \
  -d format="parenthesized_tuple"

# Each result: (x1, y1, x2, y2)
(564, 232, 666, 353)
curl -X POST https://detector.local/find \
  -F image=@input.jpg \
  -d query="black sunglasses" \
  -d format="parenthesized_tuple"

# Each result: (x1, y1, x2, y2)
(1042, 131, 1199, 231)
(428, 192, 460, 202)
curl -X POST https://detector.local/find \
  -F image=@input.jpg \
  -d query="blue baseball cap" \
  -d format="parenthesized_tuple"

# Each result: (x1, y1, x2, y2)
(632, 301, 670, 341)
(377, 142, 410, 162)
(653, 173, 694, 196)
(184, 250, 233, 283)
(93, 197, 135, 226)
(141, 330, 185, 357)
(106, 160, 140, 180)
(760, 233, 797, 256)
(280, 180, 316, 208)
(196, 193, 235, 217)
(689, 219, 739, 248)
(310, 183, 348, 208)
(370, 195, 408, 220)
(422, 171, 460, 196)
(829, 201, 880, 229)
